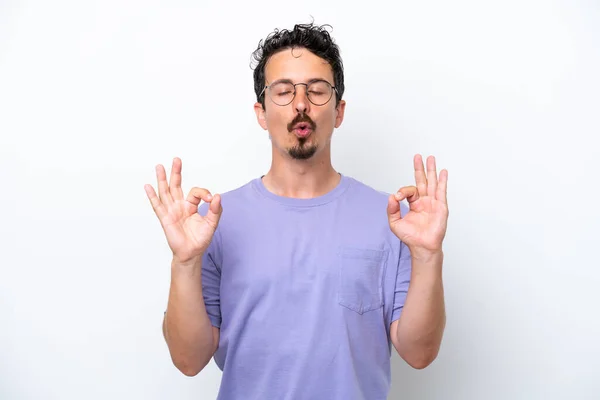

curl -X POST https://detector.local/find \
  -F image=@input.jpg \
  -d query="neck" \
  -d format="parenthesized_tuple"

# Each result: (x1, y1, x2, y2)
(262, 145, 340, 198)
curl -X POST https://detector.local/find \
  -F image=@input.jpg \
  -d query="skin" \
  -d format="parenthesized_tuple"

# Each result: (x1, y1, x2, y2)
(388, 155, 448, 369)
(146, 45, 449, 375)
(254, 47, 346, 199)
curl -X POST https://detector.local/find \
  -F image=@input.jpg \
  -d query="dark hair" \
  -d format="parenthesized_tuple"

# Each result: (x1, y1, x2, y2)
(251, 22, 345, 108)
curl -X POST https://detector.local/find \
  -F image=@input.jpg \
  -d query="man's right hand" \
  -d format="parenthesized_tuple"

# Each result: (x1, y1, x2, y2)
(144, 157, 222, 264)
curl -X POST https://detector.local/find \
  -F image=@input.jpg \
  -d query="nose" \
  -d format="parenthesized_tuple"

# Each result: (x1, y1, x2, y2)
(292, 84, 310, 114)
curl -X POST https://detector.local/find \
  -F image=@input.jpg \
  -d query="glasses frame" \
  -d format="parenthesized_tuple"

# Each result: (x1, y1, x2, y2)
(260, 79, 338, 106)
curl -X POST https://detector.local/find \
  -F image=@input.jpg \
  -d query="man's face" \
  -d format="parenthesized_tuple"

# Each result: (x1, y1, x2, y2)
(254, 47, 346, 160)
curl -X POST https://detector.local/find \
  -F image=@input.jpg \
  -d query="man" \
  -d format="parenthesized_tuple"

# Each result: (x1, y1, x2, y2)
(145, 22, 449, 400)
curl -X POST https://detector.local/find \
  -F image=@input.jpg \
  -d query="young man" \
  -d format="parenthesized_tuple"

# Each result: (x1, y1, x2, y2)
(145, 22, 449, 400)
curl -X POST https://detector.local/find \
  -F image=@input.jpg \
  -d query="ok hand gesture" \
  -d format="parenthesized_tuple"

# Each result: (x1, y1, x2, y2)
(144, 158, 222, 263)
(387, 155, 449, 258)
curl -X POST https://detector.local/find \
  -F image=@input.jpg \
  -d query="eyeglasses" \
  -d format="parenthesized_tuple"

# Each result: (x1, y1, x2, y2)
(260, 79, 338, 106)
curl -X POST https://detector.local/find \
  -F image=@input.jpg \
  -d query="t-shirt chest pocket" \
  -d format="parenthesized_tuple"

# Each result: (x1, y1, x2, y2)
(337, 246, 388, 314)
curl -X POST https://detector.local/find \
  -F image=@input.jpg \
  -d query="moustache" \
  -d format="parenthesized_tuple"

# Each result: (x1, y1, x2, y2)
(287, 114, 316, 132)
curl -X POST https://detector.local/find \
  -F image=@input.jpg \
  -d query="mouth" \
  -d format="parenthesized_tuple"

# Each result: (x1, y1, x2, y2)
(292, 122, 313, 138)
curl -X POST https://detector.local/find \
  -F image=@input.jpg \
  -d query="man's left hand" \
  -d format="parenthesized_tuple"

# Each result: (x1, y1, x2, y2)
(387, 154, 449, 259)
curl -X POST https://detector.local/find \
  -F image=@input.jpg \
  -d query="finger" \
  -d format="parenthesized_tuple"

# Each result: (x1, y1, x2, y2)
(436, 169, 448, 204)
(205, 194, 223, 228)
(169, 157, 184, 201)
(427, 156, 438, 197)
(387, 194, 401, 224)
(144, 184, 167, 220)
(395, 185, 419, 203)
(156, 164, 173, 206)
(414, 154, 427, 198)
(186, 187, 214, 207)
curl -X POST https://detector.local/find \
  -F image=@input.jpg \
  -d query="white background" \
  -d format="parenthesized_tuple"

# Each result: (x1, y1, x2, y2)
(1, 0, 599, 399)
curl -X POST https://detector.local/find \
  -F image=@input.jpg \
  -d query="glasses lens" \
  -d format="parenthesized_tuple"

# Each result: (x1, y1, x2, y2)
(268, 82, 295, 105)
(307, 81, 333, 105)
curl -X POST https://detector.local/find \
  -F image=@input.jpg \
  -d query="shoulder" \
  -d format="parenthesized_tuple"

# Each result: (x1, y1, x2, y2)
(197, 178, 259, 215)
(344, 175, 410, 215)
(345, 176, 389, 199)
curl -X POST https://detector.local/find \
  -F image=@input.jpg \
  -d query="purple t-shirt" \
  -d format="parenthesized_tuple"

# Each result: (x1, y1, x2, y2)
(198, 174, 412, 400)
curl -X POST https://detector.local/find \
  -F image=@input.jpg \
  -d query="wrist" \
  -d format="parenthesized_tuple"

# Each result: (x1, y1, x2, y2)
(171, 254, 202, 270)
(410, 248, 444, 282)
(409, 247, 444, 264)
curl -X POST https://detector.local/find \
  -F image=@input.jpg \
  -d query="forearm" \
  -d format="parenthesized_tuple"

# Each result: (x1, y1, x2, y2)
(396, 250, 446, 368)
(164, 256, 215, 375)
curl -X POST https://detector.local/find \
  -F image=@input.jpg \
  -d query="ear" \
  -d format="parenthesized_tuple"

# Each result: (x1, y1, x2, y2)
(334, 99, 346, 128)
(254, 102, 268, 130)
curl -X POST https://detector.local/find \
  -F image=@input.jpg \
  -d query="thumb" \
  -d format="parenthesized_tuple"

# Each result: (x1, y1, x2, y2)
(387, 194, 402, 224)
(205, 193, 223, 228)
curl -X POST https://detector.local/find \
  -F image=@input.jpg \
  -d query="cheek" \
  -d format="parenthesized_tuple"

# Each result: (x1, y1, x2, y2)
(265, 109, 289, 129)
(317, 111, 337, 130)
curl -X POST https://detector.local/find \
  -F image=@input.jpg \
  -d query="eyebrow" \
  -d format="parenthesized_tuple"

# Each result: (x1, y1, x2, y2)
(269, 77, 330, 85)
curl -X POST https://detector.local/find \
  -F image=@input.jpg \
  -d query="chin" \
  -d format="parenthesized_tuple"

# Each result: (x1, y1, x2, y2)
(288, 142, 318, 160)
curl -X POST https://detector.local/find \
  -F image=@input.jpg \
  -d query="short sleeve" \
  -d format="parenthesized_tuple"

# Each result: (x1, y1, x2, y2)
(391, 203, 412, 322)
(198, 202, 222, 329)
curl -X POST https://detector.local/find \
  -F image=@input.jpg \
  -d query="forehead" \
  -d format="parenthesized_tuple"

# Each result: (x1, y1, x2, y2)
(264, 47, 334, 83)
